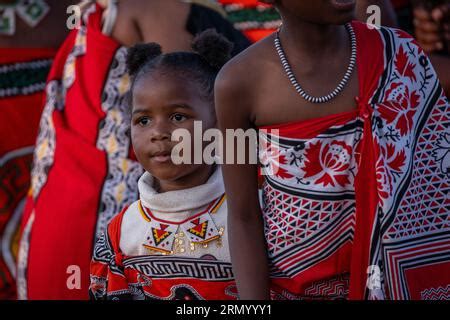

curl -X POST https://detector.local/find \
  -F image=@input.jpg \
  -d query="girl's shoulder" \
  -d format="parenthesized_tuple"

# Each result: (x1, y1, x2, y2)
(215, 34, 275, 101)
(106, 204, 132, 247)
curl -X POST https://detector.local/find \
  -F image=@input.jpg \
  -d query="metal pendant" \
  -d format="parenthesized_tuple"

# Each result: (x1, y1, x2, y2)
(0, 7, 15, 36)
(16, 0, 49, 28)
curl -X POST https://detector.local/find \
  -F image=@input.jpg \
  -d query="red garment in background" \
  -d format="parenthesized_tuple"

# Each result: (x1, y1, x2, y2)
(0, 48, 55, 299)
(218, 0, 280, 42)
(17, 5, 143, 300)
(17, 2, 249, 300)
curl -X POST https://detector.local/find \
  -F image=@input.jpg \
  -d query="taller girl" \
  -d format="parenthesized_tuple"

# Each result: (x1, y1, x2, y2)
(216, 0, 450, 300)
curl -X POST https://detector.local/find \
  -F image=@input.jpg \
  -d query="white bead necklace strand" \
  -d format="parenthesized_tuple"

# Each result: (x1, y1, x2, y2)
(274, 23, 357, 104)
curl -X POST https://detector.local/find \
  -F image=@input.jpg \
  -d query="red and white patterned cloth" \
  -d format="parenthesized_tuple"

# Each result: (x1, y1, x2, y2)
(89, 169, 236, 300)
(258, 21, 450, 300)
(17, 2, 247, 300)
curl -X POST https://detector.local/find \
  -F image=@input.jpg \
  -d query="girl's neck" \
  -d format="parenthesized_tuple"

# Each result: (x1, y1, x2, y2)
(155, 165, 215, 193)
(278, 15, 350, 65)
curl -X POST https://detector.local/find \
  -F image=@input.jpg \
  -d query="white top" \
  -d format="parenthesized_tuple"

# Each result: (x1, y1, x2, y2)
(119, 168, 230, 262)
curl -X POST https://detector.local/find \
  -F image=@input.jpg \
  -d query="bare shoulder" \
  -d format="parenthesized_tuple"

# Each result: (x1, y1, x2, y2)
(214, 35, 276, 123)
(114, 0, 192, 50)
(122, 0, 190, 18)
(110, 0, 189, 47)
(216, 35, 275, 98)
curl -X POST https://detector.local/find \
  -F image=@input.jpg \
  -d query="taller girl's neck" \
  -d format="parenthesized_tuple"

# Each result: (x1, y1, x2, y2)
(278, 15, 351, 63)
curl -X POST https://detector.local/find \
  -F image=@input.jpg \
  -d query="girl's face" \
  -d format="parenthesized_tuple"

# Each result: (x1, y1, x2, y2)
(262, 0, 356, 25)
(131, 71, 215, 186)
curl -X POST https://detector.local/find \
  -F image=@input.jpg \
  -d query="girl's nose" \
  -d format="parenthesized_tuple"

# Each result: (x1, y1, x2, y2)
(150, 120, 171, 142)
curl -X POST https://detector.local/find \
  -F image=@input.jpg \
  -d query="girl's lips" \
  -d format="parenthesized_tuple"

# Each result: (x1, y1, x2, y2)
(330, 0, 356, 11)
(152, 155, 172, 163)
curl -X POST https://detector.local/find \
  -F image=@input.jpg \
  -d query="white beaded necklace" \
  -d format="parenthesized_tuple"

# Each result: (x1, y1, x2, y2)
(274, 23, 357, 104)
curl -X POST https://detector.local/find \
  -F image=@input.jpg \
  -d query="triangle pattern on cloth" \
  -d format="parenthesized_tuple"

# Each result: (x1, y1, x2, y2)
(188, 218, 209, 239)
(181, 213, 221, 245)
(142, 218, 178, 254)
(152, 224, 172, 246)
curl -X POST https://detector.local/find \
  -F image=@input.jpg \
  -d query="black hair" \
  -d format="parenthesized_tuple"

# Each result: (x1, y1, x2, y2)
(126, 29, 234, 103)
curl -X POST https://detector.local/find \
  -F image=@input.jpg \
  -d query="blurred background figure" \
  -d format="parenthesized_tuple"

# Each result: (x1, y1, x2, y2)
(0, 0, 73, 300)
(411, 0, 450, 95)
(386, 0, 450, 95)
(218, 0, 281, 42)
(412, 0, 450, 52)
(217, 0, 398, 43)
(392, 0, 415, 32)
(17, 0, 249, 300)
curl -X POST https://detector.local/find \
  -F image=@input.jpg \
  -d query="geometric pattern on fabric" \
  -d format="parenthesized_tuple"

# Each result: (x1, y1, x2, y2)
(304, 273, 349, 299)
(271, 273, 350, 300)
(16, 211, 34, 300)
(421, 284, 450, 300)
(89, 206, 237, 301)
(29, 80, 61, 200)
(125, 283, 205, 301)
(0, 59, 51, 98)
(94, 46, 143, 241)
(386, 98, 449, 240)
(383, 233, 450, 300)
(122, 256, 234, 281)
(263, 182, 355, 278)
(62, 27, 87, 93)
(365, 26, 450, 300)
(219, 1, 280, 33)
(30, 25, 87, 201)
(260, 120, 363, 279)
(91, 232, 123, 276)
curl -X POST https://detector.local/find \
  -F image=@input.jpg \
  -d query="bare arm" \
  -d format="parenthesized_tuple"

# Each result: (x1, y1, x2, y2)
(215, 64, 270, 300)
(356, 0, 398, 28)
(111, 0, 192, 51)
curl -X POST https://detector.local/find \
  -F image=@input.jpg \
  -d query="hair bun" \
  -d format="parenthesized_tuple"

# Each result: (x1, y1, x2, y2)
(126, 43, 162, 76)
(191, 29, 233, 70)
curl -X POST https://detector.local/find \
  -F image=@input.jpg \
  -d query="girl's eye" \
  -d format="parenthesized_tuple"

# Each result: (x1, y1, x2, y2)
(137, 117, 151, 127)
(171, 113, 188, 123)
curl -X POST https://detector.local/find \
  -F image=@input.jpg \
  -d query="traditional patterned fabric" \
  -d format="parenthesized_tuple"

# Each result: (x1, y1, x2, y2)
(16, 6, 140, 300)
(218, 0, 280, 42)
(17, 3, 247, 299)
(89, 168, 236, 300)
(258, 21, 450, 300)
(260, 111, 362, 300)
(0, 47, 55, 299)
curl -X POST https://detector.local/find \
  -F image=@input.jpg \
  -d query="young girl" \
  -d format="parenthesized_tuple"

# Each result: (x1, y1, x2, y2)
(215, 0, 450, 300)
(89, 30, 237, 300)
(18, 0, 249, 300)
